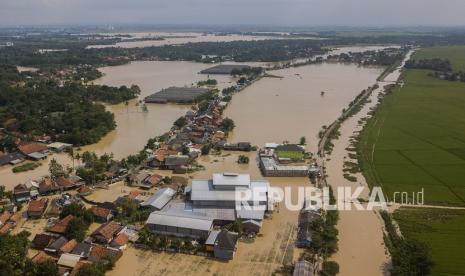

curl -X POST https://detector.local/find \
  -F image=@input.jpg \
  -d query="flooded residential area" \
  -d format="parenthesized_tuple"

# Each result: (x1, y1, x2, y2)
(2, 11, 460, 275)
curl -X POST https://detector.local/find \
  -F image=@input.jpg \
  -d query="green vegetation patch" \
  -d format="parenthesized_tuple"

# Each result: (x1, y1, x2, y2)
(413, 46, 465, 71)
(276, 150, 304, 161)
(357, 47, 465, 206)
(394, 207, 465, 276)
(12, 162, 41, 173)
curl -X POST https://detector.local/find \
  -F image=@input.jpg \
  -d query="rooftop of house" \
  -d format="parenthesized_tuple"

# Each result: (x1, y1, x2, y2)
(31, 251, 57, 263)
(0, 211, 12, 224)
(90, 206, 112, 219)
(32, 233, 54, 249)
(58, 253, 81, 268)
(60, 239, 78, 254)
(18, 143, 48, 155)
(46, 236, 69, 251)
(293, 260, 314, 276)
(111, 233, 129, 247)
(70, 242, 92, 257)
(88, 245, 122, 263)
(91, 221, 123, 241)
(56, 177, 74, 188)
(215, 229, 239, 250)
(28, 198, 48, 213)
(48, 214, 75, 234)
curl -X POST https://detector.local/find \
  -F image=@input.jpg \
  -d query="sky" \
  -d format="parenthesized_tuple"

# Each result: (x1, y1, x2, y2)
(1, 0, 465, 27)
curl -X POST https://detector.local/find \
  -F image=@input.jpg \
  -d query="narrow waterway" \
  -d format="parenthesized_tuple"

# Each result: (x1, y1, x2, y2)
(325, 50, 414, 276)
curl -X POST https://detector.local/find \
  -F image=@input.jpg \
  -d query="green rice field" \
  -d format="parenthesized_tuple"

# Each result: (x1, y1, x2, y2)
(358, 46, 465, 206)
(394, 207, 465, 276)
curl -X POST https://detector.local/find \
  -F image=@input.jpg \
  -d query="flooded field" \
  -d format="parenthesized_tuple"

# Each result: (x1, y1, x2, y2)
(88, 32, 317, 49)
(1, 47, 387, 194)
(81, 61, 235, 158)
(225, 63, 384, 151)
(109, 59, 384, 276)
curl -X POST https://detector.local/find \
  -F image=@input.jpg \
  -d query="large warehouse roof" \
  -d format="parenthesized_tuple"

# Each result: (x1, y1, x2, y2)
(144, 87, 210, 103)
(146, 211, 213, 231)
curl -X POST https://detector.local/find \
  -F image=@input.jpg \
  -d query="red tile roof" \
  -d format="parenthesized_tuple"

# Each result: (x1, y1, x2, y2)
(0, 211, 12, 224)
(31, 251, 57, 263)
(127, 191, 140, 200)
(56, 177, 74, 189)
(60, 239, 78, 254)
(145, 174, 163, 185)
(91, 221, 122, 241)
(0, 223, 14, 234)
(90, 206, 111, 219)
(111, 233, 129, 246)
(48, 215, 75, 234)
(28, 198, 48, 214)
(18, 143, 48, 155)
(88, 246, 122, 263)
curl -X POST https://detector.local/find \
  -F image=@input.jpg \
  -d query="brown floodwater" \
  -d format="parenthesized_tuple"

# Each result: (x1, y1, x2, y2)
(0, 47, 388, 191)
(88, 32, 321, 49)
(108, 57, 385, 276)
(81, 61, 235, 159)
(1, 61, 234, 190)
(225, 63, 384, 153)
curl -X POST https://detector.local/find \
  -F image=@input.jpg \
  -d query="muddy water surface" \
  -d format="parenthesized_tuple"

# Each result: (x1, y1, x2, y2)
(225, 63, 384, 152)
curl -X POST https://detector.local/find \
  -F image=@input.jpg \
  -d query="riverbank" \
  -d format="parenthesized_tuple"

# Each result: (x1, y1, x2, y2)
(317, 50, 413, 275)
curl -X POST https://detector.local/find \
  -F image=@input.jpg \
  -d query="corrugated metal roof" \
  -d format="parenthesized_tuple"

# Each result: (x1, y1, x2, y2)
(236, 208, 265, 221)
(293, 260, 314, 276)
(205, 230, 220, 245)
(212, 173, 250, 188)
(141, 188, 176, 210)
(145, 87, 210, 103)
(191, 178, 270, 202)
(146, 211, 213, 231)
(57, 253, 81, 268)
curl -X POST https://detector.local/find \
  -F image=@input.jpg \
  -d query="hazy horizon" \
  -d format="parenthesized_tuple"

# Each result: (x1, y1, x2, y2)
(1, 0, 465, 27)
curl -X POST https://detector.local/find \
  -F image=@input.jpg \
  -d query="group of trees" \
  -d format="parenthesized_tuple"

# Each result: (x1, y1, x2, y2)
(197, 79, 217, 86)
(75, 151, 115, 184)
(328, 48, 407, 66)
(405, 58, 452, 72)
(0, 66, 140, 147)
(380, 211, 433, 276)
(60, 202, 95, 241)
(220, 117, 235, 132)
(0, 231, 59, 276)
(231, 67, 264, 77)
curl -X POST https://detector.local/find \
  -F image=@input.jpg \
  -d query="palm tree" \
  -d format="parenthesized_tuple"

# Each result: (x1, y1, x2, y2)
(67, 147, 75, 171)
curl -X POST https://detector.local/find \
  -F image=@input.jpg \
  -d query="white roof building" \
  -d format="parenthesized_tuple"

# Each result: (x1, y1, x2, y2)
(57, 253, 81, 268)
(146, 211, 213, 231)
(190, 173, 270, 209)
(141, 188, 176, 210)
